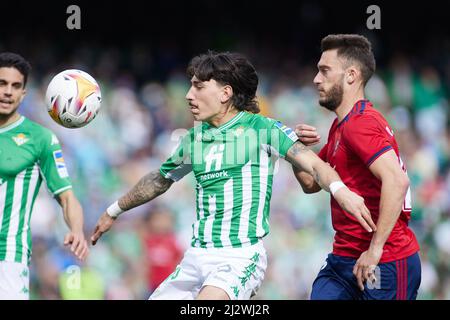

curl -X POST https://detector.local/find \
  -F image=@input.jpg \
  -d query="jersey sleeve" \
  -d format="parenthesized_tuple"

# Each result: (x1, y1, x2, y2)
(38, 130, 72, 195)
(318, 143, 329, 162)
(261, 117, 298, 158)
(318, 118, 337, 162)
(344, 115, 393, 167)
(159, 131, 193, 182)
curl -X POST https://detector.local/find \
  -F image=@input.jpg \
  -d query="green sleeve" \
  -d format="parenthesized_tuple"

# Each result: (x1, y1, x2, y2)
(263, 117, 298, 158)
(159, 131, 193, 181)
(38, 130, 72, 195)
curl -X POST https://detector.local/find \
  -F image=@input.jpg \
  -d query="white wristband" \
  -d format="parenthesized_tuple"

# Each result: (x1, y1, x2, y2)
(329, 181, 346, 196)
(106, 201, 124, 218)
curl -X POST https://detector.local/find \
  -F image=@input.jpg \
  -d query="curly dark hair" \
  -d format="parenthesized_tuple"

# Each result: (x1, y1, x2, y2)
(187, 50, 260, 113)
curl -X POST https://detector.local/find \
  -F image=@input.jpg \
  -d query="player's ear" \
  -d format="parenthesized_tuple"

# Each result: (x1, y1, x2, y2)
(19, 89, 26, 103)
(221, 85, 233, 103)
(346, 66, 358, 85)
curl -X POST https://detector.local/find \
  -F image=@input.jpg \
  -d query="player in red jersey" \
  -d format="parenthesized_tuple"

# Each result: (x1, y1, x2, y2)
(294, 34, 421, 300)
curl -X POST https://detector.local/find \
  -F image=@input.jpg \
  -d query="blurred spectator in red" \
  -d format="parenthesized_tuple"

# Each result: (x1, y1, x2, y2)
(142, 208, 183, 293)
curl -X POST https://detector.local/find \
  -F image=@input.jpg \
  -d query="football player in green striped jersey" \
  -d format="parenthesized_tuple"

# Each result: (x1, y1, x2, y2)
(91, 51, 376, 300)
(0, 53, 89, 299)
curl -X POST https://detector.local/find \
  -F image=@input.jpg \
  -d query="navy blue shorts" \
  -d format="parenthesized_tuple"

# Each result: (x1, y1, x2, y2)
(311, 252, 421, 300)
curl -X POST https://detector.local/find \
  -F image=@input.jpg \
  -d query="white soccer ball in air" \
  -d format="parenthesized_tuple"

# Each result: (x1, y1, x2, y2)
(45, 69, 102, 128)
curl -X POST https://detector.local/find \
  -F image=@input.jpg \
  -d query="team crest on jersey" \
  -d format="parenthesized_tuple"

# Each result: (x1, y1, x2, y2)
(274, 121, 297, 141)
(12, 133, 29, 146)
(195, 132, 203, 142)
(53, 150, 69, 178)
(332, 139, 340, 157)
(233, 126, 245, 137)
(331, 131, 342, 158)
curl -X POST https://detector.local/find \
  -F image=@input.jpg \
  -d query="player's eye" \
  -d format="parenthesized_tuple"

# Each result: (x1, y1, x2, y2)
(320, 68, 328, 75)
(191, 81, 203, 89)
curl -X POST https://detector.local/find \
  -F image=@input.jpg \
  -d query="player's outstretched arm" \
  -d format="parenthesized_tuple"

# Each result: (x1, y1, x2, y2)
(91, 170, 174, 245)
(57, 189, 89, 261)
(118, 169, 174, 211)
(285, 142, 377, 233)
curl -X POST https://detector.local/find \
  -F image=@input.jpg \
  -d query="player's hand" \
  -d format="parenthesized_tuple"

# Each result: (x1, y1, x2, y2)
(91, 212, 116, 246)
(295, 124, 321, 146)
(64, 231, 89, 261)
(353, 246, 383, 291)
(333, 188, 377, 233)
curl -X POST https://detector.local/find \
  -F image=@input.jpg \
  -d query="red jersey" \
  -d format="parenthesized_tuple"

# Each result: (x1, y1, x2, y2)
(144, 233, 183, 290)
(318, 99, 419, 263)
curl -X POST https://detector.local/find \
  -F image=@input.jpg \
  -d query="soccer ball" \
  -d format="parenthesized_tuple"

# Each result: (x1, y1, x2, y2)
(45, 69, 102, 128)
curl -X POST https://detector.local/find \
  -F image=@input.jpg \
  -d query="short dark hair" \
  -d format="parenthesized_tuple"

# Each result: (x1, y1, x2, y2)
(187, 50, 260, 113)
(321, 34, 376, 86)
(0, 52, 32, 87)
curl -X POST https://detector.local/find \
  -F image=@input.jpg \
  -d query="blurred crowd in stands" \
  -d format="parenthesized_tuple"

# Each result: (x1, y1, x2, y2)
(2, 31, 449, 299)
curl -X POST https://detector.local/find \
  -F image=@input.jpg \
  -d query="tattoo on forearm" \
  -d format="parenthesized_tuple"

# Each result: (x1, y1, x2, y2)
(119, 170, 173, 210)
(313, 170, 322, 188)
(289, 141, 308, 157)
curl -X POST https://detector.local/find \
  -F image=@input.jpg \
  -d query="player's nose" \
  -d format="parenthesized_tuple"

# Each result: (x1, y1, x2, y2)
(313, 72, 322, 86)
(3, 85, 13, 96)
(185, 87, 194, 101)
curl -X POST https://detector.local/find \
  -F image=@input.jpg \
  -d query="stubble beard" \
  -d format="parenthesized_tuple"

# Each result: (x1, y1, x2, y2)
(318, 81, 344, 111)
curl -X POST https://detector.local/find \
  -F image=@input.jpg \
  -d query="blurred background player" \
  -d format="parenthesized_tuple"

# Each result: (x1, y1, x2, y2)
(0, 52, 89, 300)
(90, 50, 375, 300)
(294, 34, 421, 300)
(141, 207, 183, 293)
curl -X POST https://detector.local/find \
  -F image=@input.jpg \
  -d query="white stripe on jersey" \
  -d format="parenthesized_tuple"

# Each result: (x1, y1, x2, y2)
(204, 194, 216, 248)
(220, 178, 233, 248)
(238, 161, 252, 245)
(193, 184, 204, 246)
(262, 143, 281, 176)
(5, 169, 26, 261)
(0, 180, 7, 233)
(256, 149, 269, 237)
(21, 165, 40, 264)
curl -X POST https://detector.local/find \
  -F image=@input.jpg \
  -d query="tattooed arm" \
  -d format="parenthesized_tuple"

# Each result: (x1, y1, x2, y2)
(91, 170, 173, 245)
(292, 166, 322, 194)
(285, 141, 376, 233)
(285, 141, 336, 192)
(118, 170, 173, 211)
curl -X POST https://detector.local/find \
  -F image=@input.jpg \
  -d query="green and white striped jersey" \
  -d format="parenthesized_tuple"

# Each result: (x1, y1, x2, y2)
(0, 116, 72, 265)
(160, 111, 298, 248)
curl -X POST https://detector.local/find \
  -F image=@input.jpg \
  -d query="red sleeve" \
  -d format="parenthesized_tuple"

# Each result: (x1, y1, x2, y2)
(343, 115, 393, 167)
(318, 143, 328, 162)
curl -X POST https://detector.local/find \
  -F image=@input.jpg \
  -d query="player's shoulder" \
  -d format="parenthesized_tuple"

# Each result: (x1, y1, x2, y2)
(23, 117, 60, 144)
(346, 101, 387, 127)
(245, 112, 279, 128)
(23, 117, 52, 133)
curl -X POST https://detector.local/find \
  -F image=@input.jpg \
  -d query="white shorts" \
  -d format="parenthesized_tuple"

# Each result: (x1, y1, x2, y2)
(149, 241, 267, 300)
(0, 261, 29, 300)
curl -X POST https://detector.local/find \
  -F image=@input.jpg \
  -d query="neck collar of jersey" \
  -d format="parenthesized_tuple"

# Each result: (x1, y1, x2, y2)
(337, 99, 370, 127)
(207, 111, 245, 132)
(0, 116, 25, 134)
